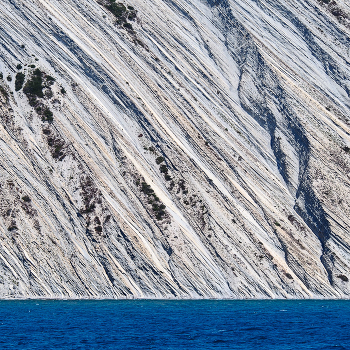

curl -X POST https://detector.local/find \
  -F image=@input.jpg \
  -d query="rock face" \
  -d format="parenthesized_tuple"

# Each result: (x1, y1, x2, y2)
(0, 0, 349, 299)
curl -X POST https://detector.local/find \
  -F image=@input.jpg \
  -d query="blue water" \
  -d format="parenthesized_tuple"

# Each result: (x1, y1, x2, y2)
(0, 300, 349, 349)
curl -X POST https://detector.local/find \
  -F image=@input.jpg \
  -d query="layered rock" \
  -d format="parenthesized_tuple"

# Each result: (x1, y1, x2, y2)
(0, 0, 349, 298)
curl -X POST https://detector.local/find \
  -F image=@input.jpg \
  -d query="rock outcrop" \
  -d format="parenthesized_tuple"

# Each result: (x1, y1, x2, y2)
(0, 0, 349, 298)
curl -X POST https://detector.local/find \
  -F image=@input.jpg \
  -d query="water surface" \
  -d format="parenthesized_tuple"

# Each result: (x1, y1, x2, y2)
(0, 300, 349, 349)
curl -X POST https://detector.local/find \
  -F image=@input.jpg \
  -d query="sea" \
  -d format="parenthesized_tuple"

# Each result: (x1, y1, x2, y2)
(0, 299, 349, 349)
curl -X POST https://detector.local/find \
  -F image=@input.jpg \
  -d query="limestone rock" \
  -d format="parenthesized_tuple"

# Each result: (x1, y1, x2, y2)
(0, 0, 349, 298)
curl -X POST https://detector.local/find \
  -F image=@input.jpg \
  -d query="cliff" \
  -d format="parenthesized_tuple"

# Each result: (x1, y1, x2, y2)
(0, 0, 350, 298)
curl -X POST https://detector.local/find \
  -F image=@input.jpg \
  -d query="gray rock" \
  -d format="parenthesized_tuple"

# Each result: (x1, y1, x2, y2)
(0, 0, 349, 298)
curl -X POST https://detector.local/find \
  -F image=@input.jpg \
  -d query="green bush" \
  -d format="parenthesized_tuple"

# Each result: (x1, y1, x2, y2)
(123, 22, 133, 30)
(108, 2, 126, 17)
(159, 165, 168, 174)
(285, 273, 293, 279)
(95, 225, 103, 233)
(15, 72, 25, 91)
(337, 274, 349, 282)
(23, 71, 43, 98)
(141, 182, 154, 195)
(127, 12, 136, 20)
(46, 75, 55, 83)
(42, 107, 53, 122)
(7, 224, 18, 231)
(156, 156, 164, 164)
(0, 85, 8, 100)
(22, 195, 31, 202)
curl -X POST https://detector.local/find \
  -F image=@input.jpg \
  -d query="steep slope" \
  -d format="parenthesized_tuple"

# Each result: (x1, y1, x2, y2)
(0, 0, 349, 298)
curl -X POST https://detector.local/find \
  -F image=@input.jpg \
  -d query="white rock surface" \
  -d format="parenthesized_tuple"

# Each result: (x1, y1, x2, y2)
(0, 0, 349, 298)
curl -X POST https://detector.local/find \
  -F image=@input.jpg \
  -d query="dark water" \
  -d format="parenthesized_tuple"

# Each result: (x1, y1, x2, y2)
(0, 299, 349, 349)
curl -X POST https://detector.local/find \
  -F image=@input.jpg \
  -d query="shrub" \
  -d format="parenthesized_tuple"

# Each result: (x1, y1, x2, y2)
(139, 180, 167, 220)
(46, 75, 55, 83)
(156, 156, 164, 164)
(60, 87, 66, 94)
(285, 273, 293, 279)
(152, 194, 160, 202)
(33, 68, 42, 76)
(22, 195, 31, 202)
(0, 85, 8, 100)
(159, 164, 168, 174)
(108, 2, 126, 17)
(337, 274, 349, 282)
(8, 224, 18, 231)
(123, 22, 133, 30)
(16, 64, 22, 70)
(45, 89, 53, 99)
(15, 72, 25, 91)
(42, 107, 53, 122)
(128, 12, 136, 20)
(28, 96, 37, 106)
(23, 72, 44, 98)
(141, 182, 154, 195)
(6, 75, 12, 82)
(95, 225, 103, 233)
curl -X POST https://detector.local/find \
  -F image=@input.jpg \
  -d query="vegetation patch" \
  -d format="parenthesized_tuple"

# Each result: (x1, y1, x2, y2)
(93, 216, 103, 233)
(42, 106, 53, 122)
(156, 156, 164, 164)
(42, 127, 67, 160)
(0, 85, 9, 101)
(80, 175, 101, 214)
(145, 146, 172, 182)
(337, 274, 349, 282)
(138, 180, 167, 220)
(101, 0, 137, 31)
(317, 0, 350, 26)
(23, 68, 55, 122)
(7, 221, 18, 231)
(15, 72, 25, 91)
(23, 68, 44, 97)
(21, 195, 31, 202)
(285, 272, 293, 279)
